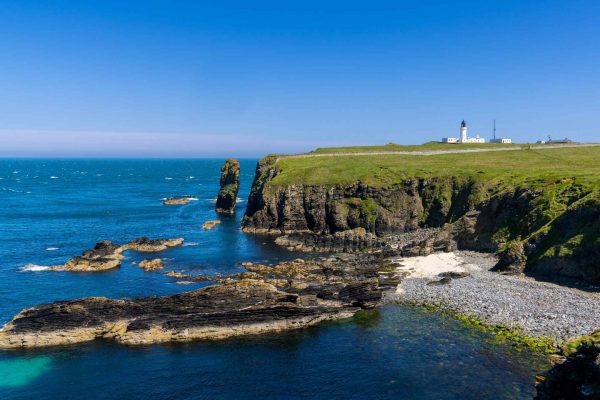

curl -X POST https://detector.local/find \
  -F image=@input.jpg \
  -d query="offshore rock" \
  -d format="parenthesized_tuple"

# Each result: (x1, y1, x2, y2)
(50, 241, 124, 272)
(202, 220, 221, 230)
(216, 159, 240, 213)
(163, 197, 193, 205)
(0, 256, 399, 349)
(48, 238, 184, 272)
(138, 259, 165, 271)
(123, 237, 184, 252)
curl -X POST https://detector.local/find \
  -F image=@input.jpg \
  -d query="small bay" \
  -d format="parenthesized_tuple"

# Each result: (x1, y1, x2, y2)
(0, 159, 548, 399)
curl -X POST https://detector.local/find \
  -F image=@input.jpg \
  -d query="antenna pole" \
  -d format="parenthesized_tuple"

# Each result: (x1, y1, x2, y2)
(493, 119, 496, 140)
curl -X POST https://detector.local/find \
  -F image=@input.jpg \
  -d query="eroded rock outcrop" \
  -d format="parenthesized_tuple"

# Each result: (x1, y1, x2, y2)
(216, 159, 240, 213)
(50, 241, 124, 272)
(241, 156, 600, 283)
(0, 256, 399, 349)
(48, 238, 184, 272)
(123, 237, 184, 252)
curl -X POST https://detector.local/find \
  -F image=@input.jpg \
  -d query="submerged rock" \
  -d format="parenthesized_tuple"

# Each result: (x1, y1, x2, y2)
(138, 259, 165, 271)
(215, 159, 240, 214)
(163, 197, 193, 205)
(0, 255, 399, 349)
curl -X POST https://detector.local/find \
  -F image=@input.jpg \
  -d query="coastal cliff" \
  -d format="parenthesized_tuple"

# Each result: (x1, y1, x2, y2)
(242, 149, 600, 283)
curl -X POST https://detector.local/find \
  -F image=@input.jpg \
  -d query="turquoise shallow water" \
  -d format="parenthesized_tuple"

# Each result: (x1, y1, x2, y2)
(0, 159, 548, 399)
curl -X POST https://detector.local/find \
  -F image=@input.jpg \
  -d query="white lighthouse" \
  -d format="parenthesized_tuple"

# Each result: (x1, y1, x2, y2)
(459, 120, 468, 143)
(441, 120, 485, 143)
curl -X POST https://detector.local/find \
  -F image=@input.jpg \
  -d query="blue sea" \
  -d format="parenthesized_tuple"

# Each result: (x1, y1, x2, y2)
(0, 159, 548, 399)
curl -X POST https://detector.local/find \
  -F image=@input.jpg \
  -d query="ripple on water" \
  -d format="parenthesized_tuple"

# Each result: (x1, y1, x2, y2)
(0, 356, 52, 388)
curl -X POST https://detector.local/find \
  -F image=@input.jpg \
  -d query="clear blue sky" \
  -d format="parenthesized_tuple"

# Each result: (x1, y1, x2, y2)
(1, 0, 599, 157)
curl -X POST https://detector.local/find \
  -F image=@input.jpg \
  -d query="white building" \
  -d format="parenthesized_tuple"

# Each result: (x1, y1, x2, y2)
(490, 138, 512, 144)
(442, 120, 485, 143)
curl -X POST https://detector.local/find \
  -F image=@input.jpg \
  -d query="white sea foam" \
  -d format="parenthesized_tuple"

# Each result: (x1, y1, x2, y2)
(165, 177, 173, 180)
(12, 171, 19, 174)
(182, 242, 199, 247)
(50, 176, 59, 179)
(46, 247, 60, 251)
(21, 264, 50, 272)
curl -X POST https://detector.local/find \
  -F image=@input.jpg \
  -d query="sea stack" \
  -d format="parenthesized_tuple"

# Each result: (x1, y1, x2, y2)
(216, 158, 240, 213)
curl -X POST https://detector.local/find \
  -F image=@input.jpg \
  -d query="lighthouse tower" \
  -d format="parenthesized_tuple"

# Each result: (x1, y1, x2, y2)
(459, 120, 468, 143)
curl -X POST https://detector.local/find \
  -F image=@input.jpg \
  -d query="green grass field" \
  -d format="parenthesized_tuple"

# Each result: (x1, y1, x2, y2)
(271, 146, 600, 187)
(308, 141, 571, 154)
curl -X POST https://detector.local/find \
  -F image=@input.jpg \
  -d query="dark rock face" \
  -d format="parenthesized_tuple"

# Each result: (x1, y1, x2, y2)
(216, 159, 240, 213)
(0, 256, 399, 349)
(536, 336, 600, 399)
(241, 157, 600, 283)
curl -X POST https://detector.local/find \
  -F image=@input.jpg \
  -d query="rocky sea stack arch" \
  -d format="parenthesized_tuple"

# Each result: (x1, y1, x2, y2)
(215, 158, 240, 214)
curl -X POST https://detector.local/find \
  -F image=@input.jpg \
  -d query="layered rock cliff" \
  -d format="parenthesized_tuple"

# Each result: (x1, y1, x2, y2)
(216, 158, 240, 213)
(242, 156, 600, 283)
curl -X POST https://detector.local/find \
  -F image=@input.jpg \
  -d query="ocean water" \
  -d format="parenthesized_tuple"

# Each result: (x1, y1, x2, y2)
(0, 159, 548, 399)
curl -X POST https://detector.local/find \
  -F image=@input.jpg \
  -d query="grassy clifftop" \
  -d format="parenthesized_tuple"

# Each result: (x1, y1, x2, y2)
(271, 146, 600, 187)
(309, 141, 578, 154)
(244, 145, 600, 282)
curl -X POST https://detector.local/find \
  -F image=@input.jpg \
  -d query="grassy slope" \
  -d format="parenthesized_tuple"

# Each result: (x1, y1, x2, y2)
(273, 146, 600, 187)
